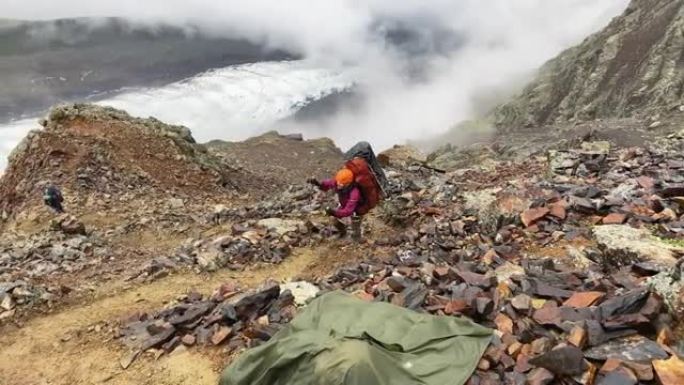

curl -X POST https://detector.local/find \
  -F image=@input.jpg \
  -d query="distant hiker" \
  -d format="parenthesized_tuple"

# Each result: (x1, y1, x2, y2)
(308, 142, 387, 241)
(43, 184, 64, 213)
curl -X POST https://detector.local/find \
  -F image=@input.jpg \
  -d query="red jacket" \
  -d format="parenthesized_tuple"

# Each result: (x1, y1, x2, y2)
(320, 179, 361, 218)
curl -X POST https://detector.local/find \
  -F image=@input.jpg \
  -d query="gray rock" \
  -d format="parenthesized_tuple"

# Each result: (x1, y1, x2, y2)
(584, 336, 669, 362)
(196, 250, 223, 272)
(257, 218, 303, 236)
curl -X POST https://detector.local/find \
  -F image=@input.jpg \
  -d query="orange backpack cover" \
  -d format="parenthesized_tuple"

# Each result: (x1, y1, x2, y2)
(344, 157, 382, 215)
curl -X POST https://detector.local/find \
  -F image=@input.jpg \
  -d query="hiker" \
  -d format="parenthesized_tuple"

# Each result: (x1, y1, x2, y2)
(308, 169, 364, 241)
(308, 142, 386, 241)
(43, 184, 64, 213)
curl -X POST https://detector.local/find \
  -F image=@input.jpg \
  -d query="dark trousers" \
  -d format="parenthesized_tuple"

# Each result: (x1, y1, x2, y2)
(46, 199, 64, 213)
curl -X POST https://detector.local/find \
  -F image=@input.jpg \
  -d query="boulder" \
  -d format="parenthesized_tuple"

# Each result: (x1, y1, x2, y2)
(196, 250, 223, 272)
(281, 281, 320, 306)
(50, 215, 86, 235)
(646, 263, 684, 318)
(462, 189, 529, 235)
(378, 145, 427, 167)
(593, 225, 679, 269)
(584, 336, 669, 362)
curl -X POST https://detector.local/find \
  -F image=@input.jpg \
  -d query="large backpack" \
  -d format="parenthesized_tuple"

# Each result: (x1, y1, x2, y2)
(344, 141, 389, 198)
(345, 157, 381, 215)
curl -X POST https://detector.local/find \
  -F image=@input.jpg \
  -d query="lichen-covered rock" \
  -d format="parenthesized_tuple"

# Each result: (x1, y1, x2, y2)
(647, 262, 684, 319)
(593, 225, 679, 268)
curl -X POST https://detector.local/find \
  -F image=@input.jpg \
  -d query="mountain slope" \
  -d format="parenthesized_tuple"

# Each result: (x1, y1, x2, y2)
(0, 104, 260, 222)
(494, 0, 684, 130)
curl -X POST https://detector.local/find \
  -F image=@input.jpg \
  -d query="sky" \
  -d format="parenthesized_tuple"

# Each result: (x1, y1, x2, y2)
(2, 0, 631, 150)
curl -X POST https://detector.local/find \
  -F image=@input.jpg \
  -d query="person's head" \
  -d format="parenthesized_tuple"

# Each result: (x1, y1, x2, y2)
(334, 168, 354, 189)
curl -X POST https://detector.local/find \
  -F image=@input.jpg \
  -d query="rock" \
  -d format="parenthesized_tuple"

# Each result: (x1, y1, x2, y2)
(511, 294, 532, 311)
(653, 355, 684, 385)
(548, 202, 567, 220)
(280, 281, 319, 306)
(378, 145, 427, 167)
(51, 215, 86, 235)
(580, 141, 610, 155)
(386, 276, 408, 292)
(0, 294, 15, 311)
(647, 268, 684, 318)
(649, 121, 663, 129)
(456, 271, 494, 288)
(211, 326, 232, 345)
(196, 250, 223, 272)
(494, 263, 525, 283)
(599, 358, 623, 374)
(282, 133, 303, 141)
(168, 302, 214, 326)
(598, 289, 648, 318)
(568, 325, 587, 348)
(120, 350, 140, 370)
(141, 326, 176, 351)
(444, 299, 469, 315)
(168, 198, 184, 209)
(598, 366, 637, 385)
(563, 291, 605, 308)
(622, 361, 654, 381)
(527, 368, 554, 385)
(257, 218, 303, 236)
(528, 346, 587, 376)
(462, 189, 528, 235)
(570, 196, 597, 214)
(593, 225, 679, 268)
(602, 213, 626, 225)
(574, 362, 598, 385)
(521, 207, 550, 227)
(584, 336, 669, 362)
(181, 334, 196, 346)
(495, 313, 514, 335)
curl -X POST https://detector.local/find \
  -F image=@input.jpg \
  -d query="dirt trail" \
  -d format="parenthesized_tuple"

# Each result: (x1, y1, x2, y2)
(0, 245, 353, 385)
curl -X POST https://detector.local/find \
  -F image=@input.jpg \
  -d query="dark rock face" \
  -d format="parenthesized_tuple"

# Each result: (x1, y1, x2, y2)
(494, 0, 684, 129)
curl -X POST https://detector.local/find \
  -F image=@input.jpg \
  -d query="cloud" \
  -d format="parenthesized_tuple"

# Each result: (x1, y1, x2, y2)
(3, 0, 631, 150)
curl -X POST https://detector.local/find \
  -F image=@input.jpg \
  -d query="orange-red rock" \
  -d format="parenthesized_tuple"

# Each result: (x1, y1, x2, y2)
(563, 291, 605, 308)
(568, 325, 587, 348)
(521, 207, 550, 227)
(653, 356, 684, 385)
(495, 313, 514, 335)
(602, 213, 627, 224)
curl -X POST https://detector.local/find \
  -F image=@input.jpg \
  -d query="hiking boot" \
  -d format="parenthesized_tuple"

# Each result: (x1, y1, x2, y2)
(351, 216, 362, 242)
(333, 219, 347, 238)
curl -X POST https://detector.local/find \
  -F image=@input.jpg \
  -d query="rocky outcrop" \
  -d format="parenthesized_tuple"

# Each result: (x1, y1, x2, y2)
(0, 104, 257, 221)
(495, 0, 684, 129)
(206, 131, 343, 188)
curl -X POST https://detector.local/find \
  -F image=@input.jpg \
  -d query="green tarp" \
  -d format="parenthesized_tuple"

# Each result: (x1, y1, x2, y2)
(220, 291, 492, 385)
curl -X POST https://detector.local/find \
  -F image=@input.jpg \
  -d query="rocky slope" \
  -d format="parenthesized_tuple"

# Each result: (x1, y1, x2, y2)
(0, 104, 344, 320)
(113, 129, 684, 384)
(494, 0, 684, 129)
(0, 104, 257, 222)
(1, 101, 684, 383)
